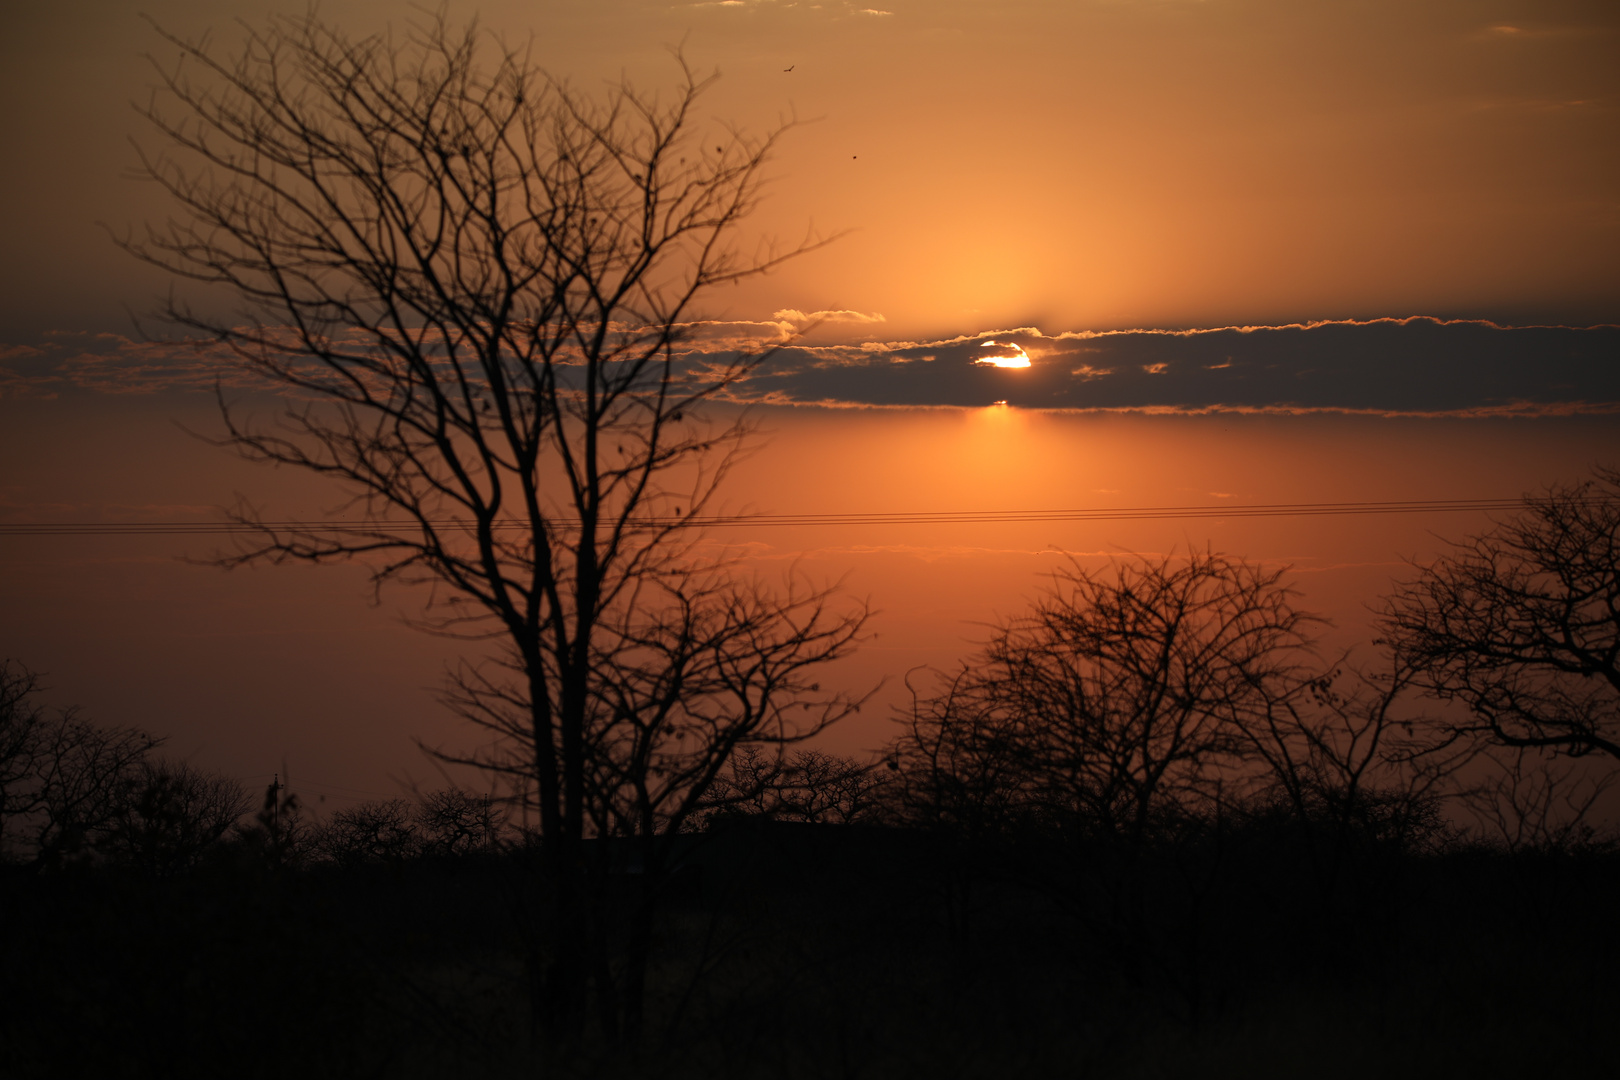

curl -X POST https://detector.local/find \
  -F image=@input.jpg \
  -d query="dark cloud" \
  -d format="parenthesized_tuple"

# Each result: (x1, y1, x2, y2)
(7, 317, 1616, 416)
(731, 318, 1620, 414)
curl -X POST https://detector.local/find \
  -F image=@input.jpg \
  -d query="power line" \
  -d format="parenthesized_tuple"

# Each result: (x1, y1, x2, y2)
(0, 496, 1582, 536)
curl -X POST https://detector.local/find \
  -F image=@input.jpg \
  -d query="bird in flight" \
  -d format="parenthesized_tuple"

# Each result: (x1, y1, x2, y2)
(784, 65, 795, 72)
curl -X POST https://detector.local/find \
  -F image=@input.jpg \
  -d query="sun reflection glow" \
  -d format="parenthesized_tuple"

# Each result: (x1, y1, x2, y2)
(976, 340, 1032, 368)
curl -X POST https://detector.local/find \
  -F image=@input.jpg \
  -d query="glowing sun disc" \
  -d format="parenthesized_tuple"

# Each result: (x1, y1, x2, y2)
(976, 340, 1031, 368)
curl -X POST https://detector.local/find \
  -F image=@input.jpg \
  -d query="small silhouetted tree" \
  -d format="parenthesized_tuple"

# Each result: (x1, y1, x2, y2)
(702, 747, 884, 825)
(2, 662, 252, 872)
(29, 717, 161, 867)
(0, 662, 161, 868)
(886, 552, 1319, 990)
(1462, 746, 1616, 854)
(891, 552, 1318, 849)
(105, 760, 253, 875)
(0, 661, 48, 858)
(701, 744, 784, 820)
(777, 750, 885, 825)
(127, 9, 867, 1041)
(315, 798, 421, 867)
(415, 787, 503, 856)
(1380, 466, 1620, 760)
(1237, 659, 1461, 890)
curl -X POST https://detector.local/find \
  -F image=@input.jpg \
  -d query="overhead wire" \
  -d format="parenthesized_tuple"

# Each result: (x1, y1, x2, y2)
(0, 496, 1601, 536)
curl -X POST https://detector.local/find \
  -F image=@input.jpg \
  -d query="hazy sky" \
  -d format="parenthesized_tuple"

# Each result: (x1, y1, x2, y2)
(3, 0, 1617, 346)
(2, 0, 1617, 801)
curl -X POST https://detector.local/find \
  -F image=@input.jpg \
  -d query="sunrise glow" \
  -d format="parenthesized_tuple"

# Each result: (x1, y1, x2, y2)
(3, 6, 1619, 1066)
(976, 340, 1031, 368)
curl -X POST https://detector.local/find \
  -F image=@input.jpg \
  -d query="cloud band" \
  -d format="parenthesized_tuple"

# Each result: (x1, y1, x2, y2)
(4, 317, 1616, 416)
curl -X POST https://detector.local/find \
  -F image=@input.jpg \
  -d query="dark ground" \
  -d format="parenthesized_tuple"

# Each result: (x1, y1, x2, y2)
(3, 822, 1616, 1079)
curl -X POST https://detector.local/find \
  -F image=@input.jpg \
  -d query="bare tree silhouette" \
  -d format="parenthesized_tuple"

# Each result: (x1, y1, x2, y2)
(1238, 659, 1460, 891)
(883, 552, 1321, 1003)
(122, 10, 866, 1041)
(776, 749, 885, 825)
(700, 743, 785, 820)
(0, 660, 48, 859)
(313, 798, 421, 867)
(105, 760, 253, 875)
(890, 552, 1319, 847)
(1462, 746, 1617, 853)
(0, 662, 162, 868)
(414, 787, 504, 856)
(1380, 466, 1620, 760)
(703, 746, 885, 825)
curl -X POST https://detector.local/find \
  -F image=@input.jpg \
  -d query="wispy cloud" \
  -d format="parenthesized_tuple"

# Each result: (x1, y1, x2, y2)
(0, 332, 273, 399)
(772, 308, 887, 325)
(1473, 21, 1598, 41)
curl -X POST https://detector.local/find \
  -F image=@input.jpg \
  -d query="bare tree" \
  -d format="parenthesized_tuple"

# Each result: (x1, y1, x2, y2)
(312, 788, 507, 864)
(0, 661, 48, 858)
(1461, 747, 1616, 854)
(0, 662, 161, 868)
(29, 717, 163, 866)
(890, 552, 1319, 848)
(702, 746, 885, 825)
(104, 760, 253, 875)
(883, 553, 1319, 996)
(124, 10, 866, 1039)
(314, 798, 421, 867)
(3, 662, 251, 872)
(1379, 466, 1620, 760)
(701, 743, 784, 820)
(414, 786, 503, 856)
(776, 750, 885, 825)
(1237, 659, 1462, 889)
(888, 665, 1039, 839)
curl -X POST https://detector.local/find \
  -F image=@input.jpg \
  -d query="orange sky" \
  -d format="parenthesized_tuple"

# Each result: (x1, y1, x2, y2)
(2, 0, 1616, 340)
(5, 395, 1618, 794)
(2, 1, 1618, 803)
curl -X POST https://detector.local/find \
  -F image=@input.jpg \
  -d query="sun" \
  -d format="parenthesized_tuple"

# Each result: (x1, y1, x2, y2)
(975, 340, 1032, 368)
